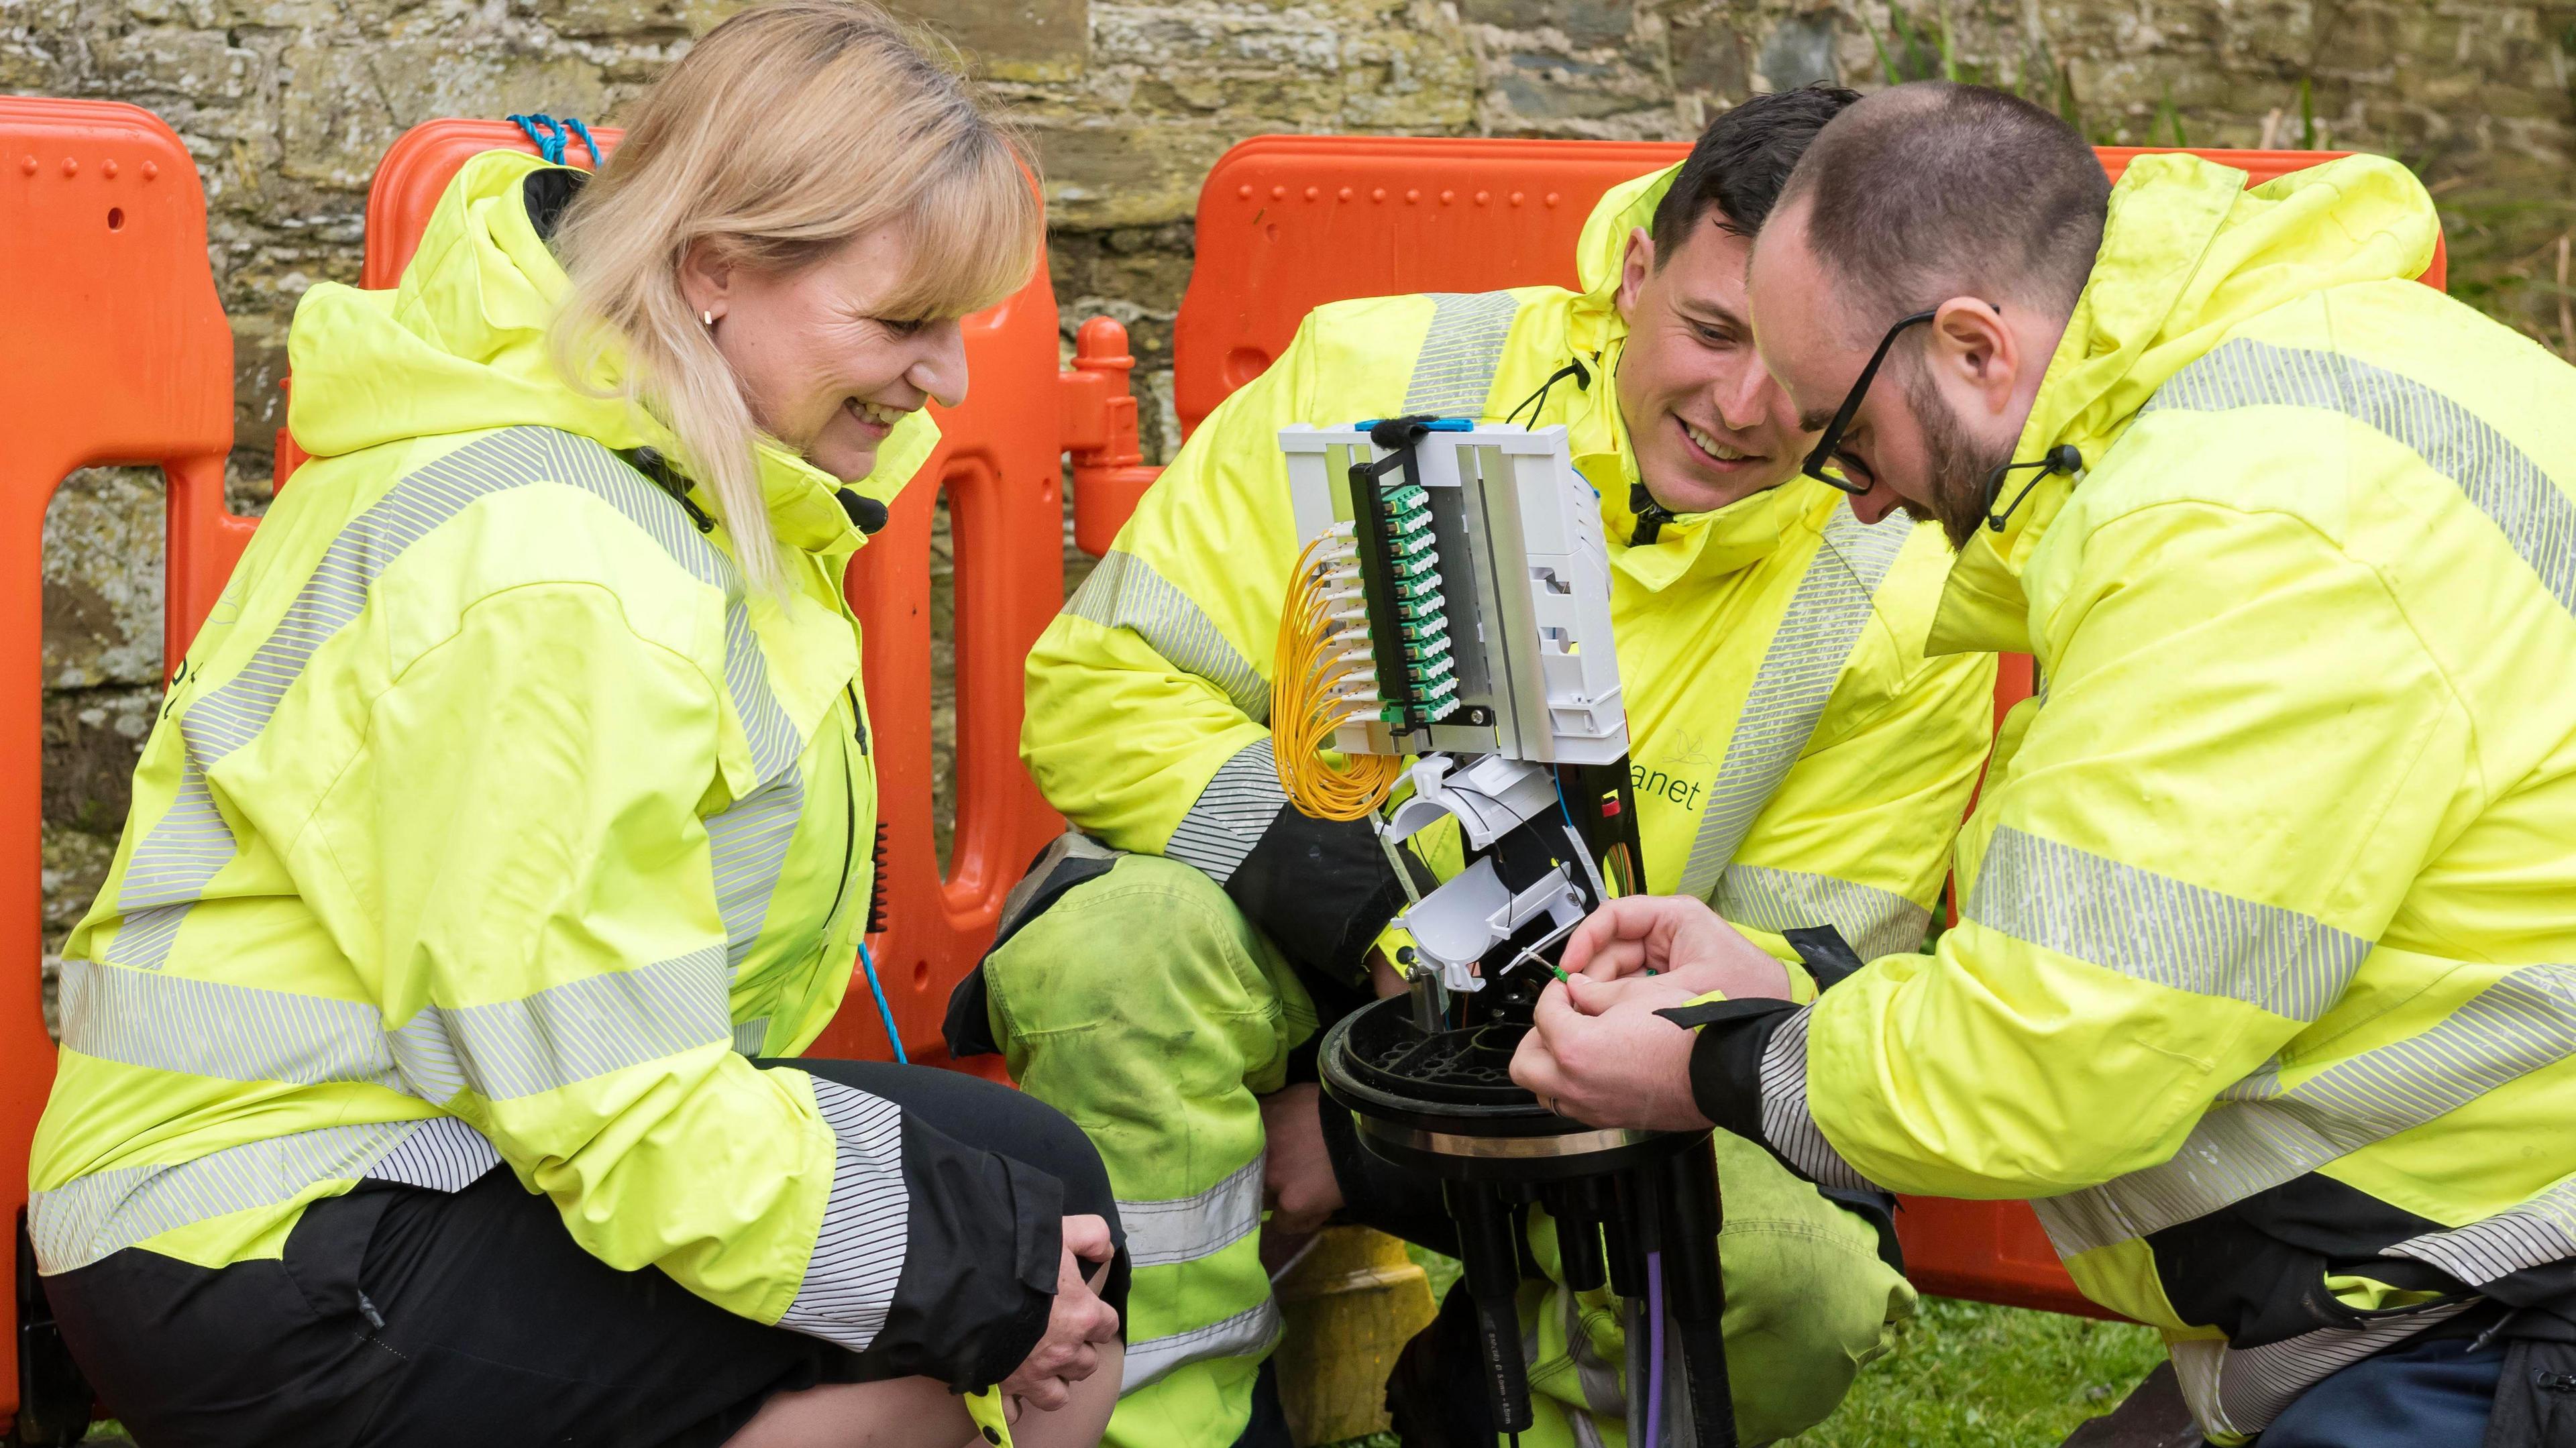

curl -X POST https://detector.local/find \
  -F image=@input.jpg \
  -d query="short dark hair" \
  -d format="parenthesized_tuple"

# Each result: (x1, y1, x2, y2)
(1649, 83, 1860, 260)
(1777, 81, 2110, 327)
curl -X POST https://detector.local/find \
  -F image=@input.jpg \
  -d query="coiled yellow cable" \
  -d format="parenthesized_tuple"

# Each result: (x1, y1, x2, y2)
(1272, 533, 1402, 820)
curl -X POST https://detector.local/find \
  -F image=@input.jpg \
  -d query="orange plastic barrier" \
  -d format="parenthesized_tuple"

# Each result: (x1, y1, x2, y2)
(1154, 133, 2453, 1321)
(1173, 137, 2446, 439)
(0, 97, 256, 1433)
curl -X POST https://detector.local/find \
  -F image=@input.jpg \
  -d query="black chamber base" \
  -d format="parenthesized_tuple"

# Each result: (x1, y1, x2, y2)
(1320, 996, 1739, 1447)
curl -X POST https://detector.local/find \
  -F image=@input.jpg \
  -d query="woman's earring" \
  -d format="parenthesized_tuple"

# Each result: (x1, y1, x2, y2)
(702, 310, 716, 328)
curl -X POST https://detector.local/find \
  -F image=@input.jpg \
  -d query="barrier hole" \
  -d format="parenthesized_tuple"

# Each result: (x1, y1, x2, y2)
(42, 466, 176, 1041)
(928, 486, 959, 876)
(912, 957, 931, 991)
(105, 207, 123, 231)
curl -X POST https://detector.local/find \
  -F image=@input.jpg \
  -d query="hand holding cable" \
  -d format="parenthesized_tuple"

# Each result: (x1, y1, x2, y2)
(1557, 894, 1790, 999)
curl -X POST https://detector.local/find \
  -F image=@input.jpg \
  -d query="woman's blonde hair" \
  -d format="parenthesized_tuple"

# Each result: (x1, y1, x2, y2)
(551, 0, 1040, 587)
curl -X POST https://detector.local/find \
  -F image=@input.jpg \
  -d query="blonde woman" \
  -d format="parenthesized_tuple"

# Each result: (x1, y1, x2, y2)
(26, 5, 1123, 1445)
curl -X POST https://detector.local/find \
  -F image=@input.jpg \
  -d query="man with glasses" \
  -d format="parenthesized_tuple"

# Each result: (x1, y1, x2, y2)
(957, 87, 2001, 1448)
(1511, 80, 2576, 1448)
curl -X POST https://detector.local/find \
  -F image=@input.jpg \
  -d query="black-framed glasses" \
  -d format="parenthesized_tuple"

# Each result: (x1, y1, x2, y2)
(1799, 309, 1939, 496)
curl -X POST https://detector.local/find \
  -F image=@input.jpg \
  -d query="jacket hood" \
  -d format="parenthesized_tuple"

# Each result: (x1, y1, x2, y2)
(1557, 162, 1849, 590)
(286, 150, 938, 557)
(1927, 152, 2441, 654)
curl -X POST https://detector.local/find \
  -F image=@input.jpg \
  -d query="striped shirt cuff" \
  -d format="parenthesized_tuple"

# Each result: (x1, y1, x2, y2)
(1685, 998, 1876, 1193)
(775, 1078, 910, 1351)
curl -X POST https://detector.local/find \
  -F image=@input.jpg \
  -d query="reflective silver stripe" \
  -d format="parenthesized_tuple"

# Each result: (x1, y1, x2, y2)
(105, 763, 231, 970)
(95, 427, 798, 973)
(2168, 1300, 2474, 1441)
(1121, 1298, 1284, 1392)
(30, 1117, 420, 1272)
(2145, 337, 2576, 619)
(1403, 290, 1520, 418)
(1120, 1156, 1264, 1269)
(57, 958, 400, 1089)
(1564, 1290, 1625, 1418)
(1756, 1007, 1873, 1192)
(1967, 826, 2371, 1022)
(364, 1114, 502, 1192)
(1675, 502, 1909, 900)
(707, 768, 808, 970)
(2037, 960, 2576, 1256)
(1064, 549, 1270, 721)
(733, 1017, 773, 1056)
(776, 1078, 910, 1351)
(1162, 738, 1289, 886)
(385, 946, 732, 1103)
(1715, 864, 1930, 962)
(2390, 1175, 2576, 1286)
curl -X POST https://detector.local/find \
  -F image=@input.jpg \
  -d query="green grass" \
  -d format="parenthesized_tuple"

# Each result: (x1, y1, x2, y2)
(1786, 1297, 2163, 1447)
(1327, 1295, 2164, 1448)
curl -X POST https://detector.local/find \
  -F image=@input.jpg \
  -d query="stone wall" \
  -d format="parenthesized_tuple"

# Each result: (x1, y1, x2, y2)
(8, 0, 2573, 954)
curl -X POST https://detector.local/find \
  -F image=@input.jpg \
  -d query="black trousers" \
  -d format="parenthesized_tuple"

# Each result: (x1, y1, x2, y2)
(46, 1060, 1125, 1448)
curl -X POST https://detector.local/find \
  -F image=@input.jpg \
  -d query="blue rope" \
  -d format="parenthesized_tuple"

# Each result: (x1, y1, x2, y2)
(857, 939, 908, 1065)
(505, 113, 566, 164)
(561, 116, 601, 166)
(505, 113, 599, 166)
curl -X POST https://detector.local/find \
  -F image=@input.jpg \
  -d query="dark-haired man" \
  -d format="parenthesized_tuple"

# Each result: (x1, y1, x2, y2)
(1517, 80, 2576, 1447)
(961, 87, 1999, 1448)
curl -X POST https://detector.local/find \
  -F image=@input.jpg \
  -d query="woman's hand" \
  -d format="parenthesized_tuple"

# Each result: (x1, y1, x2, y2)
(1000, 1215, 1121, 1412)
(1559, 895, 1792, 1001)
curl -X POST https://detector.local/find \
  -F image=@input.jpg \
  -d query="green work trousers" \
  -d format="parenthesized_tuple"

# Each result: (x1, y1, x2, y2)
(982, 854, 1914, 1447)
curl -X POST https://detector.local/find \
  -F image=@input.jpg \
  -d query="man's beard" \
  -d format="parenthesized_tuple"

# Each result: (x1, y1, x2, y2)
(1898, 360, 2014, 550)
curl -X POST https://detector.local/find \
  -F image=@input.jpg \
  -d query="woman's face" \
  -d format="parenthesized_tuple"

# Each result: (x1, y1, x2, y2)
(682, 226, 969, 484)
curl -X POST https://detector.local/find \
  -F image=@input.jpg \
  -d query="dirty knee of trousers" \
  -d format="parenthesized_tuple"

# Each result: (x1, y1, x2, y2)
(984, 854, 1307, 1448)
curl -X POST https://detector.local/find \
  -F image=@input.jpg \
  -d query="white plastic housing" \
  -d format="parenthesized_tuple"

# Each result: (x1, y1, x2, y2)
(1279, 422, 1625, 766)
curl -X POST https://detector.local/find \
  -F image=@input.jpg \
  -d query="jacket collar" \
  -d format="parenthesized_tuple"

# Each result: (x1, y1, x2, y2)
(1925, 152, 2443, 655)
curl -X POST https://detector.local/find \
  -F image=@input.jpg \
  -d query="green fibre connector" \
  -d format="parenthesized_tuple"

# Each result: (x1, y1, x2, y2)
(1394, 552, 1437, 579)
(1403, 633, 1452, 663)
(1400, 616, 1448, 642)
(1394, 531, 1434, 558)
(1385, 484, 1429, 512)
(1399, 594, 1444, 622)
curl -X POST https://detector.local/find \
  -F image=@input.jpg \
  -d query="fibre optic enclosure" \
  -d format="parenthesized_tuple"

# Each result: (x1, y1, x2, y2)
(1281, 421, 1625, 766)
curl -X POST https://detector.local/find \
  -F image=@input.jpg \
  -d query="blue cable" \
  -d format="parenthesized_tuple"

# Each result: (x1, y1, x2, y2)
(857, 938, 908, 1064)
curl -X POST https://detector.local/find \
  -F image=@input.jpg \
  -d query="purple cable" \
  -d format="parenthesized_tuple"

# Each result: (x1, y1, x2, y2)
(1645, 1249, 1667, 1448)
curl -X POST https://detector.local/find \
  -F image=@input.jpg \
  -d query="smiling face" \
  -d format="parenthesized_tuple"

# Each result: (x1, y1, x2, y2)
(1747, 197, 2055, 547)
(1612, 213, 1809, 516)
(680, 225, 969, 484)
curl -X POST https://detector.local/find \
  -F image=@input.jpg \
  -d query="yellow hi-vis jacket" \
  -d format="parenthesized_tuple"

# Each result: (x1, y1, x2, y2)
(1016, 166, 1996, 986)
(1685, 154, 2576, 1442)
(30, 152, 1064, 1384)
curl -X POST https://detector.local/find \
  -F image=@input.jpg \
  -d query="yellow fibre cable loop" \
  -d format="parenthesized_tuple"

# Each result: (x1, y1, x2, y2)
(1273, 534, 1401, 820)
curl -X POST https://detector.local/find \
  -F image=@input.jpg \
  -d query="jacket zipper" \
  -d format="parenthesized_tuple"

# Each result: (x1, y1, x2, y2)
(1627, 482, 1673, 545)
(814, 681, 869, 945)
